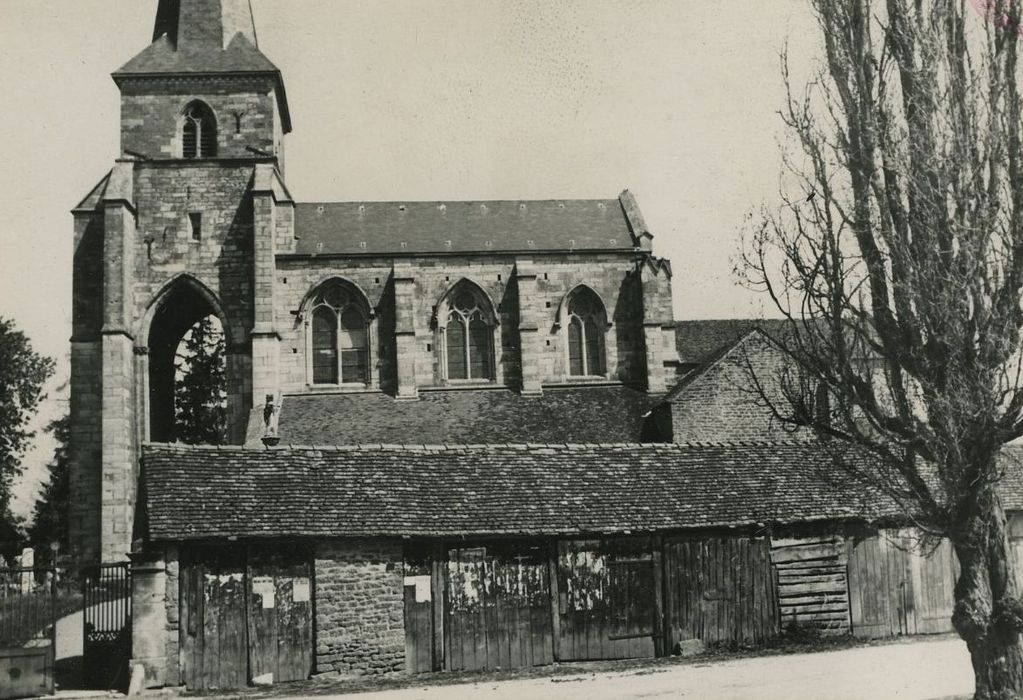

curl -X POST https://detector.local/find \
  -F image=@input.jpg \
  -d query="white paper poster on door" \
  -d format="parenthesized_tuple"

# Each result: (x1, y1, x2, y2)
(252, 576, 275, 609)
(292, 578, 311, 603)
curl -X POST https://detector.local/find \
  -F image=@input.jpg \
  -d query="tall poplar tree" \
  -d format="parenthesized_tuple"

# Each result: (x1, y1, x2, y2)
(741, 1, 1023, 696)
(173, 316, 227, 445)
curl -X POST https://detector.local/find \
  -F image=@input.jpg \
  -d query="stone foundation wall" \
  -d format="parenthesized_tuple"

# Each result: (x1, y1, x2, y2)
(314, 539, 405, 676)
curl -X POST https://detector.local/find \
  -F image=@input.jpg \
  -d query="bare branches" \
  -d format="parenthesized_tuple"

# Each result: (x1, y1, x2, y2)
(740, 0, 1023, 529)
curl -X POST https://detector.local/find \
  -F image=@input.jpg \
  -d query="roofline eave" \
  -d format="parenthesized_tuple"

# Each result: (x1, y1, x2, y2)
(276, 247, 645, 261)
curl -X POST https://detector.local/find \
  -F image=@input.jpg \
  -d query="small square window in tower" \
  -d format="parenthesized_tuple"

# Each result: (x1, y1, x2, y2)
(189, 213, 202, 241)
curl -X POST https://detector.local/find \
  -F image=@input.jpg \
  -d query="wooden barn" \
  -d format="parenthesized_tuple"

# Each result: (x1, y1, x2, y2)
(128, 439, 974, 689)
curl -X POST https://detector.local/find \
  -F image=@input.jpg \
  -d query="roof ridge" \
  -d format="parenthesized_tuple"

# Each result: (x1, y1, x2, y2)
(142, 439, 816, 454)
(297, 198, 620, 206)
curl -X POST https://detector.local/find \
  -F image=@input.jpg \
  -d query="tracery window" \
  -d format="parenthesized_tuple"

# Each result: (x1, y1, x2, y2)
(444, 284, 495, 381)
(310, 284, 368, 385)
(566, 287, 607, 377)
(182, 100, 218, 158)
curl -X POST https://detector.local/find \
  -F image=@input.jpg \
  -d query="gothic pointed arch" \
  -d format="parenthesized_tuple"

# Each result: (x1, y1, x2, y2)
(302, 277, 374, 386)
(179, 99, 218, 158)
(435, 278, 499, 382)
(559, 284, 609, 378)
(140, 274, 232, 443)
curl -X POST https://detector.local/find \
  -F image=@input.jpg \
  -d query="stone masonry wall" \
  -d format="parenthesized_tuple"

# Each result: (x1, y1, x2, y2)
(315, 540, 405, 677)
(671, 331, 802, 443)
(275, 253, 647, 392)
(132, 161, 257, 441)
(120, 77, 280, 160)
(69, 210, 106, 563)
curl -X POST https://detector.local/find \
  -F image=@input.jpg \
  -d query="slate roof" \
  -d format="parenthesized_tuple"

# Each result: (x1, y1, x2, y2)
(288, 200, 638, 256)
(115, 33, 279, 76)
(271, 386, 659, 446)
(141, 441, 893, 541)
(113, 34, 292, 132)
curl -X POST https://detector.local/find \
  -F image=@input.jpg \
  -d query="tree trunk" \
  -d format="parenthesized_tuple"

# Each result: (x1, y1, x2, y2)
(951, 494, 1023, 700)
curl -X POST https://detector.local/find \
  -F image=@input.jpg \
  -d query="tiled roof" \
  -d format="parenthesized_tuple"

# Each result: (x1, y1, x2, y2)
(999, 446, 1023, 510)
(288, 199, 637, 256)
(270, 386, 659, 446)
(141, 441, 893, 541)
(675, 319, 791, 366)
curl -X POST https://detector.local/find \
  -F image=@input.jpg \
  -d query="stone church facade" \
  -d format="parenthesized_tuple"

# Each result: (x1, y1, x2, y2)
(71, 2, 1023, 691)
(69, 0, 677, 567)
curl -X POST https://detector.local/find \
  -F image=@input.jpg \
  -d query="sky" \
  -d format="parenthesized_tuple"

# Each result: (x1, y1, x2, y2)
(0, 0, 821, 518)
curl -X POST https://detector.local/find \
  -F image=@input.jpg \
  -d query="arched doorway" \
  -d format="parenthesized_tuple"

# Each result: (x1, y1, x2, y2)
(145, 278, 230, 444)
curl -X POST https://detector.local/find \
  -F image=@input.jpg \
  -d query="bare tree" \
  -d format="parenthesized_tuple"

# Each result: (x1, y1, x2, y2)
(740, 0, 1023, 696)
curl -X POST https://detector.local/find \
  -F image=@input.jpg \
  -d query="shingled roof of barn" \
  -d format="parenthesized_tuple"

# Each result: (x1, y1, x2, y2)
(141, 441, 899, 541)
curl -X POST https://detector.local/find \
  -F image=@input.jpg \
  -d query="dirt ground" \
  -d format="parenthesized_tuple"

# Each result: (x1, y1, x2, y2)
(266, 636, 973, 700)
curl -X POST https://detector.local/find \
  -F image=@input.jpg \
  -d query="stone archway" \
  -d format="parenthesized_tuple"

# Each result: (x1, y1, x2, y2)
(143, 277, 230, 443)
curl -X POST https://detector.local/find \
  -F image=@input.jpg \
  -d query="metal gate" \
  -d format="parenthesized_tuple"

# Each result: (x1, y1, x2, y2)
(82, 563, 131, 691)
(0, 566, 55, 699)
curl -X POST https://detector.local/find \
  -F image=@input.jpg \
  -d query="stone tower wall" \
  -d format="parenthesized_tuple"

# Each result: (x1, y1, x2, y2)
(120, 77, 281, 161)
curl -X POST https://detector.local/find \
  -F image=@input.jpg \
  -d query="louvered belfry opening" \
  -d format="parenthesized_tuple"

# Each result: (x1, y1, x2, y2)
(182, 100, 217, 158)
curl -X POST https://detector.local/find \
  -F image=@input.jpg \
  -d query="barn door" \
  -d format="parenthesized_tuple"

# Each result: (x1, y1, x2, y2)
(911, 538, 956, 634)
(556, 538, 656, 661)
(403, 547, 435, 674)
(247, 546, 314, 685)
(179, 546, 248, 691)
(444, 542, 553, 672)
(847, 530, 914, 637)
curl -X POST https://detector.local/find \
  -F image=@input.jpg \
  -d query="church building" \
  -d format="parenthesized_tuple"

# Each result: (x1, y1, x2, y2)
(69, 0, 969, 692)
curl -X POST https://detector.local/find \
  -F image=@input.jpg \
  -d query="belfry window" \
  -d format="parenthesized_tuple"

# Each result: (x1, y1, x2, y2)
(309, 284, 369, 385)
(566, 287, 607, 377)
(182, 101, 218, 158)
(443, 284, 495, 381)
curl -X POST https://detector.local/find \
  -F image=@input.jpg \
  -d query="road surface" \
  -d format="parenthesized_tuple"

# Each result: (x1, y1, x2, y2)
(291, 637, 974, 700)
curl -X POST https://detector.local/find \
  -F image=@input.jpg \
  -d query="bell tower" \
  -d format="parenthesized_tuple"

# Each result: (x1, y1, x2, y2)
(69, 0, 293, 564)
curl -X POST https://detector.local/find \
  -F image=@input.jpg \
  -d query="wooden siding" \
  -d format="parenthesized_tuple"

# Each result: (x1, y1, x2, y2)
(444, 543, 554, 672)
(180, 546, 248, 691)
(403, 551, 434, 674)
(664, 535, 779, 646)
(847, 530, 956, 638)
(179, 544, 313, 690)
(555, 538, 657, 661)
(770, 536, 850, 634)
(247, 548, 314, 684)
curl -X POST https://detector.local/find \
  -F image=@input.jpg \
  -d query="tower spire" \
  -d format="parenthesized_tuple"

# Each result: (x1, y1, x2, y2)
(153, 0, 258, 51)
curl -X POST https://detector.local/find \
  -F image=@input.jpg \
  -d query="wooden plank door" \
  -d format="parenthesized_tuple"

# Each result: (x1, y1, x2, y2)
(847, 533, 893, 637)
(911, 537, 956, 634)
(179, 546, 248, 691)
(556, 538, 656, 661)
(847, 531, 916, 638)
(247, 546, 314, 686)
(444, 542, 552, 672)
(403, 547, 434, 674)
(663, 536, 779, 649)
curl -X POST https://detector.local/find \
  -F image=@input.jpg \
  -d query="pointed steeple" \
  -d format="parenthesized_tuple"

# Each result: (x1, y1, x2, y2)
(153, 0, 258, 51)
